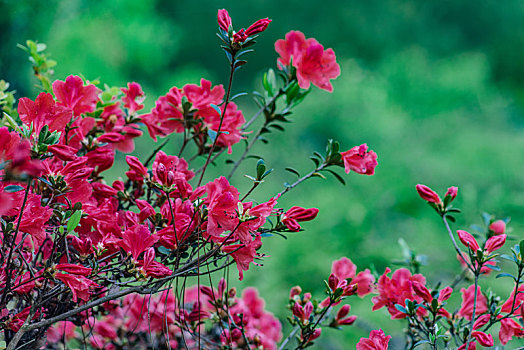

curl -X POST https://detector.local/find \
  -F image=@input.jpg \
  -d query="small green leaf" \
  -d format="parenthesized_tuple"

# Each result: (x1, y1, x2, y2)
(496, 273, 516, 280)
(4, 185, 24, 193)
(256, 159, 266, 180)
(285, 167, 300, 177)
(394, 304, 407, 314)
(67, 210, 82, 232)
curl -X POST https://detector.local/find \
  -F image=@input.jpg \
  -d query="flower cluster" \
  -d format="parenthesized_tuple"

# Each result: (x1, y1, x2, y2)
(0, 9, 382, 350)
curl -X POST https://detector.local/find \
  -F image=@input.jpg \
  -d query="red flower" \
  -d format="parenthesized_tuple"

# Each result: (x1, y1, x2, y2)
(282, 206, 319, 232)
(137, 248, 172, 278)
(204, 176, 240, 238)
(55, 273, 99, 302)
(356, 329, 391, 350)
(341, 144, 378, 175)
(222, 236, 261, 281)
(415, 184, 441, 204)
(457, 230, 480, 252)
(56, 263, 92, 276)
(499, 317, 524, 344)
(0, 127, 43, 176)
(458, 285, 488, 321)
(121, 82, 145, 114)
(119, 224, 158, 261)
(275, 31, 340, 92)
(184, 78, 224, 110)
(141, 86, 184, 140)
(217, 9, 232, 32)
(371, 268, 426, 319)
(501, 285, 524, 314)
(18, 92, 72, 135)
(199, 101, 246, 153)
(17, 193, 53, 248)
(52, 75, 99, 116)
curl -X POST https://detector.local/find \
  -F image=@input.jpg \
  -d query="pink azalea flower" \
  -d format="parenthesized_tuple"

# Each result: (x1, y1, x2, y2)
(222, 236, 262, 281)
(371, 268, 426, 319)
(458, 285, 488, 321)
(55, 273, 99, 302)
(119, 224, 158, 261)
(204, 176, 241, 238)
(121, 82, 145, 114)
(18, 92, 72, 135)
(275, 30, 340, 92)
(341, 143, 378, 175)
(152, 151, 193, 198)
(137, 248, 172, 278)
(183, 78, 224, 110)
(198, 101, 246, 153)
(52, 75, 100, 116)
(499, 317, 524, 344)
(140, 86, 184, 140)
(356, 329, 391, 350)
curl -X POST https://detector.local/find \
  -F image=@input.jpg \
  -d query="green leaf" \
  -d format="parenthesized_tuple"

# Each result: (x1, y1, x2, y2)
(207, 129, 218, 142)
(285, 167, 300, 177)
(496, 273, 516, 280)
(413, 340, 430, 348)
(67, 210, 82, 233)
(394, 304, 407, 314)
(209, 104, 222, 116)
(325, 169, 346, 185)
(4, 185, 24, 193)
(256, 159, 266, 180)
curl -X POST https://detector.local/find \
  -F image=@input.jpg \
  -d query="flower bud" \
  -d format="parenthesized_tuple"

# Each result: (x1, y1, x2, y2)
(47, 144, 78, 161)
(156, 163, 167, 185)
(457, 230, 480, 251)
(472, 331, 494, 347)
(245, 18, 272, 36)
(217, 9, 232, 32)
(438, 286, 453, 303)
(308, 328, 322, 342)
(484, 234, 506, 253)
(473, 314, 490, 330)
(328, 273, 339, 291)
(166, 170, 175, 187)
(336, 304, 351, 320)
(228, 287, 236, 298)
(98, 132, 123, 143)
(416, 184, 442, 204)
(489, 220, 506, 235)
(292, 302, 305, 321)
(289, 285, 302, 299)
(218, 278, 227, 297)
(445, 186, 458, 201)
(233, 28, 247, 43)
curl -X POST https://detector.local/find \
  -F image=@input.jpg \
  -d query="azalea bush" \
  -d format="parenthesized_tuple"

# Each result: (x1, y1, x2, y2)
(0, 8, 522, 350)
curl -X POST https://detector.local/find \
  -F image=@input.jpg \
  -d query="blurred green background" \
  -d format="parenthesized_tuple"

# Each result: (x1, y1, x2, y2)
(2, 0, 524, 348)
